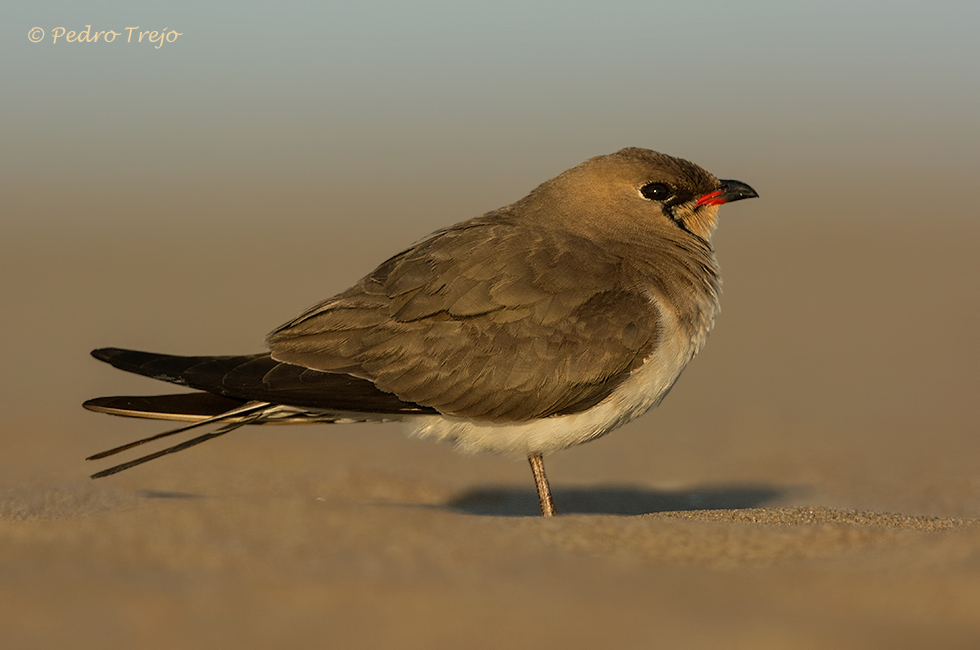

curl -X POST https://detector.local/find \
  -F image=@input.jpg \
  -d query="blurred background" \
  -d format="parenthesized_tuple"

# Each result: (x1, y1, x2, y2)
(3, 0, 977, 509)
(1, 1, 979, 646)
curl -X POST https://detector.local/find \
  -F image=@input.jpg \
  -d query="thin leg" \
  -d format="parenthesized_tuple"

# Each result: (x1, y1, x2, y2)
(528, 454, 557, 517)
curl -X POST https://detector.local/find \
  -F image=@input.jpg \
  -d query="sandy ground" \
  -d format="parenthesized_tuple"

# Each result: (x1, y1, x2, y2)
(2, 200, 979, 648)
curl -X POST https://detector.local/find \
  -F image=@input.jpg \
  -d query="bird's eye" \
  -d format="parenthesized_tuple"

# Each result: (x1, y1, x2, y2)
(640, 183, 674, 201)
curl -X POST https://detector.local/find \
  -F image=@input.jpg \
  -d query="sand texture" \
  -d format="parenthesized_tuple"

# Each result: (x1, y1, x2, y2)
(2, 209, 979, 648)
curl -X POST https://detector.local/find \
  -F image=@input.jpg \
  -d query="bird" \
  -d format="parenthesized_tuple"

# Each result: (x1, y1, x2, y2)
(83, 147, 757, 517)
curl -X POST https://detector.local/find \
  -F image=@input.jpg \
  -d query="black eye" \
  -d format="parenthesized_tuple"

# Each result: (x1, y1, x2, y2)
(640, 183, 674, 201)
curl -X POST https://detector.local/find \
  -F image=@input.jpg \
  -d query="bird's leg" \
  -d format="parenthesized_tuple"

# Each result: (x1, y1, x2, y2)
(528, 454, 557, 517)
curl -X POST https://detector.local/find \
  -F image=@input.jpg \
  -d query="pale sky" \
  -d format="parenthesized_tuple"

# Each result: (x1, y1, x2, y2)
(4, 0, 978, 226)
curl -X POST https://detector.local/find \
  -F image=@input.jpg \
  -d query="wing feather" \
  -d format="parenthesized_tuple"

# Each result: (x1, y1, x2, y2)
(268, 219, 660, 422)
(89, 348, 436, 415)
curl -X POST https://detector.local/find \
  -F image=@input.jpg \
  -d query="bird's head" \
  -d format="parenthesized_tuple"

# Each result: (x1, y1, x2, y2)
(521, 147, 758, 243)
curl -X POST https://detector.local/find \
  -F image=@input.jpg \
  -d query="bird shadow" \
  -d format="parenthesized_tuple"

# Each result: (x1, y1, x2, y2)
(445, 483, 790, 517)
(138, 489, 205, 500)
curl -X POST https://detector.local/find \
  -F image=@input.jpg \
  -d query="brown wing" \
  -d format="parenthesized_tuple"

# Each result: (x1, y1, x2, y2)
(267, 219, 660, 422)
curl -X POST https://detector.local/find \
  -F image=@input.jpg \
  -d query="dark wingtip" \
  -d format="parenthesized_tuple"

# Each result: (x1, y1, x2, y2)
(91, 347, 127, 362)
(82, 398, 105, 412)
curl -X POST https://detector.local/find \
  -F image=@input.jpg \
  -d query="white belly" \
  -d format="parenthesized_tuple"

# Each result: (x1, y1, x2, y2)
(407, 307, 709, 457)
